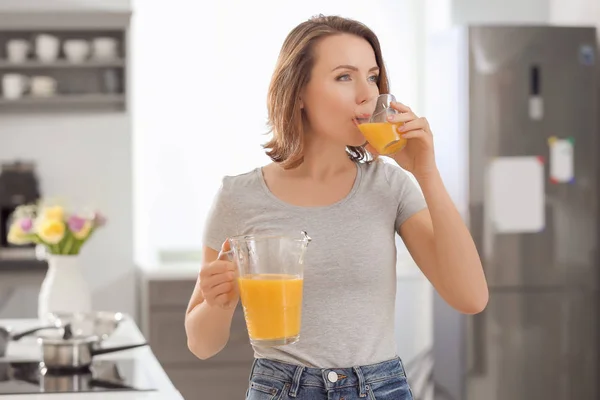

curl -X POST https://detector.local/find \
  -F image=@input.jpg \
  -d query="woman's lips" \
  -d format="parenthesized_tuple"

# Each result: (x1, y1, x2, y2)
(353, 113, 371, 124)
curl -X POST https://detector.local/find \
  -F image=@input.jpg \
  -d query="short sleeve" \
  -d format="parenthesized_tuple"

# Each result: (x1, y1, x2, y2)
(202, 176, 238, 251)
(382, 162, 428, 232)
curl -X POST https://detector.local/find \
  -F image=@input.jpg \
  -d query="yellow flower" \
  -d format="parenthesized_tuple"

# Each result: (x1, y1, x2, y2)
(7, 223, 32, 245)
(37, 219, 66, 244)
(41, 206, 64, 222)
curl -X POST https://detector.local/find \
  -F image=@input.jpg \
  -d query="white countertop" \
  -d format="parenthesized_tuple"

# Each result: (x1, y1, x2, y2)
(140, 262, 200, 281)
(0, 317, 183, 400)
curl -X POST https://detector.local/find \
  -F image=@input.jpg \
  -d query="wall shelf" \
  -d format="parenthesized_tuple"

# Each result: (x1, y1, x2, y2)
(0, 93, 125, 111)
(0, 4, 130, 113)
(0, 59, 125, 70)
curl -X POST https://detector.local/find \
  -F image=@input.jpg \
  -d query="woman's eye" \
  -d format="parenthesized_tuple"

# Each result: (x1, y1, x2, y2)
(336, 74, 379, 82)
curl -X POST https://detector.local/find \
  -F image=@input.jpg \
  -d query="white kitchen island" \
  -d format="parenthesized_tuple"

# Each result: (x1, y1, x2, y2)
(0, 316, 183, 400)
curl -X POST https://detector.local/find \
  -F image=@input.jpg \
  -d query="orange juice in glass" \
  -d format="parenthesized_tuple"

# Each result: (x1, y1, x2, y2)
(355, 94, 407, 155)
(228, 232, 311, 346)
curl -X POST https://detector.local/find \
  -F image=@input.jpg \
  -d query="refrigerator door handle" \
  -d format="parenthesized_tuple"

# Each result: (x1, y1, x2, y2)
(469, 203, 485, 266)
(469, 310, 487, 377)
(467, 202, 488, 377)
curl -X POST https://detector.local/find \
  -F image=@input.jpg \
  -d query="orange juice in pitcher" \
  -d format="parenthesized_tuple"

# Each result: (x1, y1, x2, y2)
(238, 274, 303, 341)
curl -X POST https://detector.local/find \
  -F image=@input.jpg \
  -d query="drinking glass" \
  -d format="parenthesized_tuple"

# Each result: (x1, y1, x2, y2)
(354, 93, 407, 155)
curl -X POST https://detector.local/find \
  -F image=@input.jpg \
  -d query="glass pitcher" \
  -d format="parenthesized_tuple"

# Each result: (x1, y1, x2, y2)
(227, 231, 311, 347)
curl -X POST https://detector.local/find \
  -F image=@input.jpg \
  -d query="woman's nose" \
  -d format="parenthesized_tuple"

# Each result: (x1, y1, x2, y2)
(355, 81, 375, 105)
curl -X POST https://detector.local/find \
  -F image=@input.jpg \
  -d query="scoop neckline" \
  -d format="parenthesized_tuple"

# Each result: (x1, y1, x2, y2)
(255, 162, 363, 211)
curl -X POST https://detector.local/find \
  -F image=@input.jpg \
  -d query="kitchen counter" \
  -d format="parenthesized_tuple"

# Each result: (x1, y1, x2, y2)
(0, 262, 47, 319)
(0, 316, 183, 400)
(141, 262, 200, 281)
(0, 260, 47, 272)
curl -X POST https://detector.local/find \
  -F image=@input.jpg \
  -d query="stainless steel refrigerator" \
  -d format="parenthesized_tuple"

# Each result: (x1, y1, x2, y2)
(424, 25, 599, 400)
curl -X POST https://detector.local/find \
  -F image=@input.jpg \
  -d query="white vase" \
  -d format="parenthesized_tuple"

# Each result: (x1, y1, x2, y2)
(38, 255, 92, 322)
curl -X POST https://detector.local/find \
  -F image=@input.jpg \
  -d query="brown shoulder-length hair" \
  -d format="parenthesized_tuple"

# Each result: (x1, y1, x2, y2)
(263, 15, 390, 169)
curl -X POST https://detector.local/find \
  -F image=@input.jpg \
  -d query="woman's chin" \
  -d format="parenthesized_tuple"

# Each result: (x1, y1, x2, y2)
(346, 135, 368, 148)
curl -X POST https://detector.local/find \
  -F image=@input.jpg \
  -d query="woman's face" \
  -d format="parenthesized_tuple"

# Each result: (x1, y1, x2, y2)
(301, 33, 380, 147)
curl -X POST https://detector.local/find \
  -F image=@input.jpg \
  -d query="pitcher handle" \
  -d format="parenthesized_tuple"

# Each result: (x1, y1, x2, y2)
(219, 248, 234, 261)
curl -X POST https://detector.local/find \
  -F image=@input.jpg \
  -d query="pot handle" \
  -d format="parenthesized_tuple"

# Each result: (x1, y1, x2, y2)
(12, 325, 59, 341)
(90, 342, 147, 356)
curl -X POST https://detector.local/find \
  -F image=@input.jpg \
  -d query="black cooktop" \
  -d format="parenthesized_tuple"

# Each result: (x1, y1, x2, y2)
(0, 358, 158, 395)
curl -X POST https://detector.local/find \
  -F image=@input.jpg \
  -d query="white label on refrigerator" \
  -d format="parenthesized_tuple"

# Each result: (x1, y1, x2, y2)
(548, 137, 574, 183)
(528, 96, 544, 120)
(488, 156, 545, 233)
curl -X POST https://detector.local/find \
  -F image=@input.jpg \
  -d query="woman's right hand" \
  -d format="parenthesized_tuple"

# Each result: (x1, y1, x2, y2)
(199, 240, 239, 309)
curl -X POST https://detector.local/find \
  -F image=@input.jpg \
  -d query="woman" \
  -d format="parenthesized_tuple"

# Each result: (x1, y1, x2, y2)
(185, 15, 488, 400)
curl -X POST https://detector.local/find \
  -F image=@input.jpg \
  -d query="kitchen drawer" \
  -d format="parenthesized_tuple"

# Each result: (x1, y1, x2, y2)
(148, 279, 196, 307)
(149, 308, 253, 365)
(165, 364, 251, 400)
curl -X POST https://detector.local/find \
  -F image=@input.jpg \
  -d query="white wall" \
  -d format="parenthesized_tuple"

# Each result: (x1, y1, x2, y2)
(550, 0, 600, 26)
(452, 0, 551, 24)
(450, 0, 600, 27)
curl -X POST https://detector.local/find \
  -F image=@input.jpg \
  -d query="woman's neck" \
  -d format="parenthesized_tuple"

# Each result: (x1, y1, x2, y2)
(286, 132, 355, 180)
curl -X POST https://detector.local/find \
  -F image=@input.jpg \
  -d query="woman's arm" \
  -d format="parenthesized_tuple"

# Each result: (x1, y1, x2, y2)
(383, 101, 488, 314)
(185, 246, 238, 359)
(399, 171, 488, 314)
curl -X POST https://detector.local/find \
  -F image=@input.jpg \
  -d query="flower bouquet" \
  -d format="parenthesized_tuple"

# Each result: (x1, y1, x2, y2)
(6, 202, 107, 321)
(7, 203, 106, 255)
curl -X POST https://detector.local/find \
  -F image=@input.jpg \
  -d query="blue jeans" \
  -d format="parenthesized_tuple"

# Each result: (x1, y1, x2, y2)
(245, 356, 414, 400)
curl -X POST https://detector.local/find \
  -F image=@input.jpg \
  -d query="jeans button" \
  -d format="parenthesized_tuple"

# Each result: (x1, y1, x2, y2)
(327, 371, 338, 382)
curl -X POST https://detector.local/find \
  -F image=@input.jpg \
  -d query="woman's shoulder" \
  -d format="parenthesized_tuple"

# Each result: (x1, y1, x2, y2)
(220, 167, 262, 189)
(214, 166, 266, 206)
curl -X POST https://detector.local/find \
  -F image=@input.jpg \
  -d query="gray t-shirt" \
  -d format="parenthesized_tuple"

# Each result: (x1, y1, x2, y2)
(202, 158, 427, 368)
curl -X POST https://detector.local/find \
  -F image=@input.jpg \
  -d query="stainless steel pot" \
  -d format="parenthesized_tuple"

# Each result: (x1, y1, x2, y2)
(38, 325, 147, 370)
(47, 311, 124, 341)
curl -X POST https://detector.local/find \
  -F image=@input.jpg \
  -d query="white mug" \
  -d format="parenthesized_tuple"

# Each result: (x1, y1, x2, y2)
(63, 39, 90, 63)
(35, 34, 60, 63)
(6, 39, 30, 63)
(2, 73, 30, 99)
(92, 37, 118, 60)
(30, 76, 57, 97)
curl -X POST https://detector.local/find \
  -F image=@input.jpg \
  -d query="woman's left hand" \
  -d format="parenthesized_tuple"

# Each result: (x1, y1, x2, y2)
(367, 101, 437, 179)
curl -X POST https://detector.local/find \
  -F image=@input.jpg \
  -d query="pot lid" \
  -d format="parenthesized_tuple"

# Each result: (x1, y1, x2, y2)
(37, 324, 99, 345)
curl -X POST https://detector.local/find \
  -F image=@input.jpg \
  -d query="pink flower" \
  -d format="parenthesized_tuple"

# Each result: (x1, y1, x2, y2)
(68, 215, 86, 232)
(92, 212, 107, 227)
(68, 215, 92, 240)
(19, 218, 33, 233)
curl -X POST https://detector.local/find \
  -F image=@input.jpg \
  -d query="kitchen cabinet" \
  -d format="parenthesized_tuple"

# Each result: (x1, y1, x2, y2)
(140, 271, 254, 400)
(0, 263, 46, 318)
